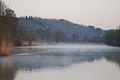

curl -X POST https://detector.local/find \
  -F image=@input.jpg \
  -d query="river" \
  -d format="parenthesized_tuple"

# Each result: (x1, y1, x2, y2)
(0, 44, 120, 80)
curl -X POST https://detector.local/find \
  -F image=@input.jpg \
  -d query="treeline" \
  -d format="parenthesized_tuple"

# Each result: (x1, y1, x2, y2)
(18, 16, 120, 46)
(104, 28, 120, 46)
(35, 27, 103, 43)
(15, 25, 70, 44)
(36, 28, 70, 42)
(0, 0, 18, 56)
(18, 17, 104, 43)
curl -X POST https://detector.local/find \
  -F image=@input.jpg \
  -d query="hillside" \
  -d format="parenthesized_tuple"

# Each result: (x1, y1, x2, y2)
(18, 16, 104, 43)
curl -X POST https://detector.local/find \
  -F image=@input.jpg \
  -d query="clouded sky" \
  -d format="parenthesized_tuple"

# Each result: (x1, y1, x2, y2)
(4, 0, 120, 29)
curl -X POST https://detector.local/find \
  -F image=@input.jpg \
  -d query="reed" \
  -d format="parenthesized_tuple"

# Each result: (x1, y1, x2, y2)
(0, 37, 13, 56)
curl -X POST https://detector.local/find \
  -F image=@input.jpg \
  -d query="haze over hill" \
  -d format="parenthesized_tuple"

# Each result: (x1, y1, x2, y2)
(18, 16, 104, 43)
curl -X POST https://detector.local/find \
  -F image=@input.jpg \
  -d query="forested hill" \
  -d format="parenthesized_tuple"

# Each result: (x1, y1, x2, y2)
(18, 16, 104, 42)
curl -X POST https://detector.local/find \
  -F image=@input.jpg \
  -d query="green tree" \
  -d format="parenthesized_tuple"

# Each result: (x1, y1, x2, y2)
(104, 27, 120, 46)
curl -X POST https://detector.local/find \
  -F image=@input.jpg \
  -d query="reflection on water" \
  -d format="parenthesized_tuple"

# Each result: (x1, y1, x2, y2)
(0, 44, 120, 80)
(105, 53, 120, 67)
(0, 60, 18, 80)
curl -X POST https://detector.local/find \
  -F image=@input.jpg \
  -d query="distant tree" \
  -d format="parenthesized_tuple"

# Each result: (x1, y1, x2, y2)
(15, 25, 38, 46)
(104, 27, 120, 46)
(44, 28, 54, 41)
(88, 25, 95, 29)
(54, 30, 66, 43)
(72, 34, 79, 42)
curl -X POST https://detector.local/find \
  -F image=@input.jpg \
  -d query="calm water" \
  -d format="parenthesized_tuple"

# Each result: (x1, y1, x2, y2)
(0, 44, 120, 80)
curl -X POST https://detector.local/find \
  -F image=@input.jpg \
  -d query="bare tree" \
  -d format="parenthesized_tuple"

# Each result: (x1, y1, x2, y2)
(0, 0, 6, 16)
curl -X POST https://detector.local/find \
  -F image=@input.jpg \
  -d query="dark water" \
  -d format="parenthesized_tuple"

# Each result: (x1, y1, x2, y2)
(0, 44, 120, 80)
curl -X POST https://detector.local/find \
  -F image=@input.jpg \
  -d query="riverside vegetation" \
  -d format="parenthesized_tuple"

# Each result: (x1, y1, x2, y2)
(0, 0, 120, 56)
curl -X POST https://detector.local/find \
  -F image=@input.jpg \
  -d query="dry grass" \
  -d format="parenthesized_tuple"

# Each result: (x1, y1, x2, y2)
(0, 38, 13, 56)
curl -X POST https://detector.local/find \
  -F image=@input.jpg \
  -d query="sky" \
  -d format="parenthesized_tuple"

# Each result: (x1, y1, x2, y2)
(4, 0, 120, 29)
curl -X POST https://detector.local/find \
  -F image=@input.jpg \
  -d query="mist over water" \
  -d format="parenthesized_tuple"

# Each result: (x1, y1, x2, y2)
(0, 44, 120, 80)
(14, 43, 120, 54)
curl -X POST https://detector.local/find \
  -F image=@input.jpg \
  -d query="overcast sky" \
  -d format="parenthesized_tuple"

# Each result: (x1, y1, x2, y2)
(4, 0, 120, 29)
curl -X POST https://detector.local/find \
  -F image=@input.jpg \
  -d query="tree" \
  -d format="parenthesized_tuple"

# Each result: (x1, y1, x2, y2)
(72, 34, 79, 42)
(5, 8, 16, 17)
(0, 0, 17, 56)
(104, 27, 120, 46)
(0, 0, 6, 16)
(54, 30, 66, 43)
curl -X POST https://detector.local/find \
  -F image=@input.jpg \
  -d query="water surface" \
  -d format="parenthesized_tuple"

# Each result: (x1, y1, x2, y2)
(0, 44, 120, 80)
